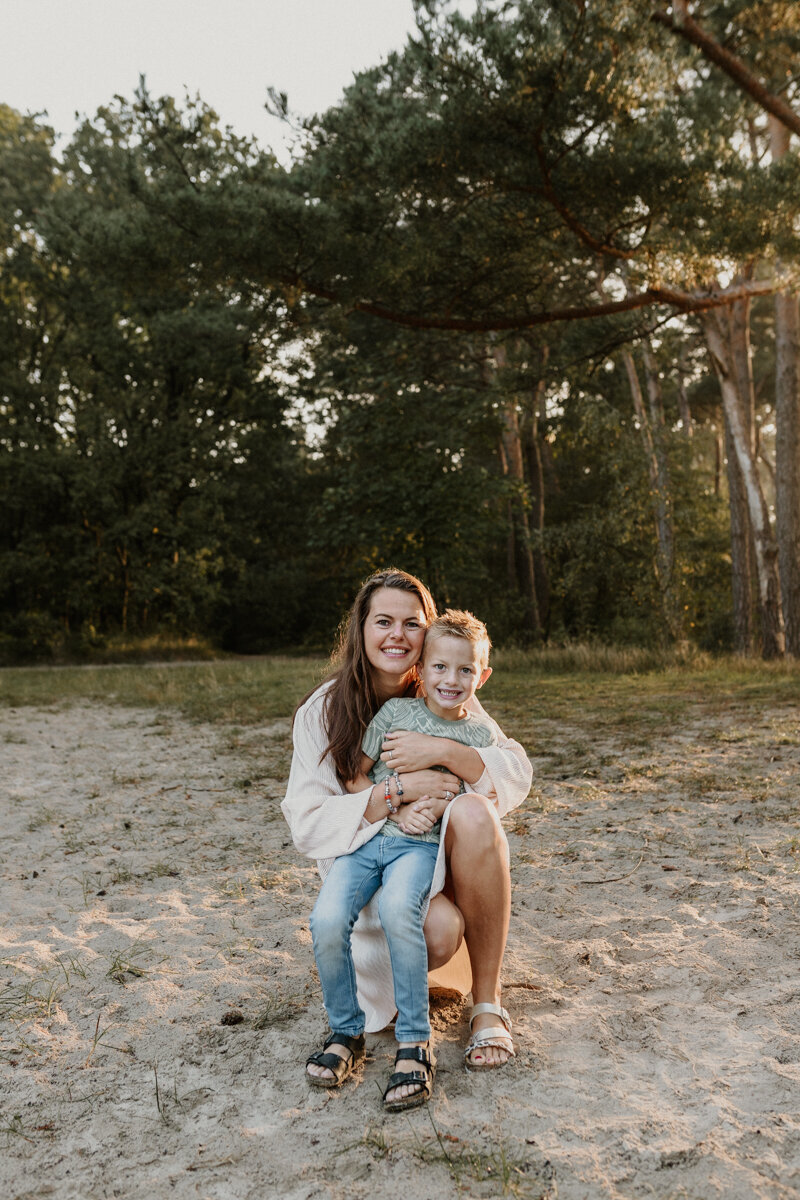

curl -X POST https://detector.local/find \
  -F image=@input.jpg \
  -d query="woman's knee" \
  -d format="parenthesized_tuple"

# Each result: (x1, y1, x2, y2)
(447, 792, 503, 847)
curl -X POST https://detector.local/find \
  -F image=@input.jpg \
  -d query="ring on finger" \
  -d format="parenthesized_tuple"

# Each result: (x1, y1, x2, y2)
(444, 790, 454, 801)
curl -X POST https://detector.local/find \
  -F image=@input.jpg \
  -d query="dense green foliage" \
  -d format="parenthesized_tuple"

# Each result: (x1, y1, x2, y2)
(2, 1, 799, 662)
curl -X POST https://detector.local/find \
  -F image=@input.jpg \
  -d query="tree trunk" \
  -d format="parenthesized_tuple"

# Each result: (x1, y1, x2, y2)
(492, 344, 542, 640)
(727, 294, 758, 654)
(117, 544, 131, 634)
(622, 347, 681, 641)
(497, 440, 518, 593)
(724, 414, 755, 654)
(713, 411, 723, 497)
(526, 345, 551, 632)
(676, 345, 693, 437)
(500, 398, 542, 639)
(701, 306, 785, 659)
(770, 117, 800, 655)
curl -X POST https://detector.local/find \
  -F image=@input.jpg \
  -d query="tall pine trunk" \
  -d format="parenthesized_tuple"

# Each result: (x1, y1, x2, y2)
(724, 416, 755, 654)
(526, 345, 551, 633)
(622, 347, 681, 641)
(491, 345, 542, 640)
(499, 398, 542, 640)
(770, 117, 800, 656)
(701, 304, 785, 659)
(727, 294, 758, 654)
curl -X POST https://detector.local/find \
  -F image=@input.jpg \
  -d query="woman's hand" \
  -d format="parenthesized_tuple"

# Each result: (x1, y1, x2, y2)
(382, 730, 484, 786)
(381, 730, 446, 773)
(395, 769, 461, 804)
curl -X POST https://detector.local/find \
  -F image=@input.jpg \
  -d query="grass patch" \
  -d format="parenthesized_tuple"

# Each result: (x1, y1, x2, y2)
(355, 1116, 553, 1198)
(2, 649, 800, 750)
(0, 656, 327, 723)
(483, 650, 800, 740)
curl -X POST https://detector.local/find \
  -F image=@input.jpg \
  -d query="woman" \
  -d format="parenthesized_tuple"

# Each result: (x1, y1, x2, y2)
(281, 568, 532, 1098)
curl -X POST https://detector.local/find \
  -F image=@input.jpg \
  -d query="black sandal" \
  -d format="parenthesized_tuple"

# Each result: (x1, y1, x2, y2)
(305, 1031, 365, 1089)
(382, 1044, 436, 1112)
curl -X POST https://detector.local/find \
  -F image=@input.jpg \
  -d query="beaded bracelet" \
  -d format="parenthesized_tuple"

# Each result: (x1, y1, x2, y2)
(392, 769, 404, 797)
(384, 777, 399, 814)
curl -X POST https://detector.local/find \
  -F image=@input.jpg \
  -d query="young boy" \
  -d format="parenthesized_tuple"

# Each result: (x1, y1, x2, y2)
(306, 610, 497, 1111)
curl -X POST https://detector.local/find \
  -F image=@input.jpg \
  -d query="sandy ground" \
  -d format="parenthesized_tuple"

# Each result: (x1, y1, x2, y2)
(1, 695, 799, 1200)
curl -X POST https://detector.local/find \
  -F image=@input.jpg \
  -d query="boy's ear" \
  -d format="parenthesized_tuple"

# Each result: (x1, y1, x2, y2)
(477, 666, 492, 689)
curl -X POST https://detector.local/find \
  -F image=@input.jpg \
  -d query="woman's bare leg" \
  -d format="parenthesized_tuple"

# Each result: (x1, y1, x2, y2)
(423, 892, 464, 969)
(445, 793, 512, 1066)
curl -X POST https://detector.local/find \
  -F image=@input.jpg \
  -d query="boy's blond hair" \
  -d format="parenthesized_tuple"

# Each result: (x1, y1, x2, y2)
(423, 609, 492, 671)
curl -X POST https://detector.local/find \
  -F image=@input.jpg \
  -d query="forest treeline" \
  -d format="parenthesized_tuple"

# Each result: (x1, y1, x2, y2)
(3, 0, 800, 662)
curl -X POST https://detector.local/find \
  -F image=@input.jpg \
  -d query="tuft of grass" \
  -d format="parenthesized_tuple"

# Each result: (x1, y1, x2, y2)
(0, 1113, 36, 1146)
(252, 992, 306, 1029)
(60, 871, 111, 908)
(25, 806, 56, 832)
(350, 1114, 553, 1198)
(54, 953, 88, 984)
(0, 978, 64, 1022)
(106, 944, 151, 984)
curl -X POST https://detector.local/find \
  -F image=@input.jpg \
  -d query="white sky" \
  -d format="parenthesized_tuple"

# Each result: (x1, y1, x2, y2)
(4, 0, 460, 157)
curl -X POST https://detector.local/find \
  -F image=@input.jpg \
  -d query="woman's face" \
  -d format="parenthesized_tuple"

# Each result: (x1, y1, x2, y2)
(363, 587, 427, 697)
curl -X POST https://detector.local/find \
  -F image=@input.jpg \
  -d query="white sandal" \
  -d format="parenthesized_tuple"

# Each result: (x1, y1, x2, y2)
(464, 1002, 515, 1071)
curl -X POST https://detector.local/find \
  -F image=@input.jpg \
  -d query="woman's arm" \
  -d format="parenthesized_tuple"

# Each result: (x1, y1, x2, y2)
(381, 731, 484, 783)
(281, 689, 390, 860)
(343, 753, 378, 795)
(379, 706, 532, 817)
(466, 696, 533, 817)
(281, 689, 462, 859)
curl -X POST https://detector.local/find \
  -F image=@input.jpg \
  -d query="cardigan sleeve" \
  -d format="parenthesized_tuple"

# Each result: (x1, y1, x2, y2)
(464, 695, 532, 818)
(281, 685, 387, 860)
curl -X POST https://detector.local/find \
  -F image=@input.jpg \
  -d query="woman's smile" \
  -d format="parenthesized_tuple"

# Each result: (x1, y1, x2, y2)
(363, 587, 427, 694)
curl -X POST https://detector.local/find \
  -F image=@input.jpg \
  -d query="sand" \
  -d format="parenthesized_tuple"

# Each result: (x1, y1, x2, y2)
(1, 695, 799, 1199)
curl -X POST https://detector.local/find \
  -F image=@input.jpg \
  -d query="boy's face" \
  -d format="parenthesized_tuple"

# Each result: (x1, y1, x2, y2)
(419, 633, 491, 719)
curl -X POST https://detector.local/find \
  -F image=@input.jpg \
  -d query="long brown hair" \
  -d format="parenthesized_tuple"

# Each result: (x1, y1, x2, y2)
(320, 569, 436, 782)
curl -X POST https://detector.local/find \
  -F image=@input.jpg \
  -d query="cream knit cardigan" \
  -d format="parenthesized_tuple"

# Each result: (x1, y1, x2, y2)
(281, 682, 533, 1032)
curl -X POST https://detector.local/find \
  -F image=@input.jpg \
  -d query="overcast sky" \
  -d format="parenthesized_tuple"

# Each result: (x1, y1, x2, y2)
(5, 1, 463, 157)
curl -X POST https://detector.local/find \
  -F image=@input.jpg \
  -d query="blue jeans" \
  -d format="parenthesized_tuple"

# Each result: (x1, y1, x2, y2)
(310, 834, 439, 1043)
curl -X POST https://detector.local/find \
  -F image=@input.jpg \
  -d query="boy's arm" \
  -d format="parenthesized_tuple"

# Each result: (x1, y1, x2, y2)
(384, 707, 529, 814)
(381, 721, 494, 784)
(426, 718, 499, 784)
(380, 731, 483, 778)
(463, 698, 532, 816)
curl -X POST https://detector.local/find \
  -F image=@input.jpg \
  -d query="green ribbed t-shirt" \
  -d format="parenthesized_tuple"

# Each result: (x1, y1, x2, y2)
(362, 697, 497, 844)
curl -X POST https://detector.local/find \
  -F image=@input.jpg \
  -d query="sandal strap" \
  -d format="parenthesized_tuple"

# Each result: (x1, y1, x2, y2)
(383, 1069, 433, 1104)
(306, 1050, 350, 1074)
(323, 1031, 365, 1057)
(466, 1029, 515, 1053)
(306, 1032, 365, 1083)
(394, 1045, 434, 1068)
(385, 1069, 429, 1091)
(469, 1003, 512, 1032)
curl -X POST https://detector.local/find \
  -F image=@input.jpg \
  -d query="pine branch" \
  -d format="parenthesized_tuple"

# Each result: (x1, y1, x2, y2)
(283, 276, 781, 332)
(651, 4, 800, 138)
